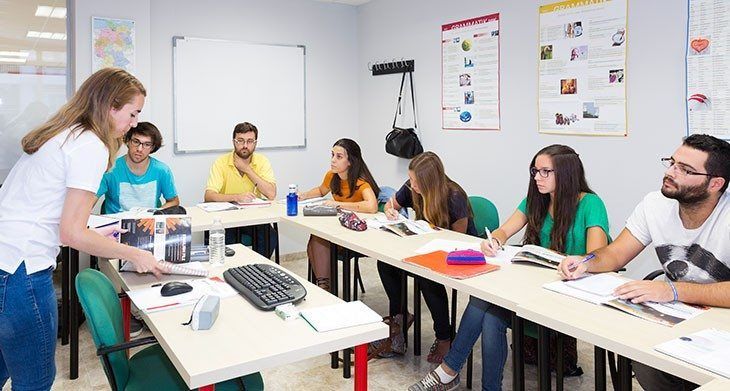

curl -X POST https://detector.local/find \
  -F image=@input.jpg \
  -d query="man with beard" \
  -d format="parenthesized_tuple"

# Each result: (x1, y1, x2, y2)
(559, 134, 730, 390)
(97, 121, 179, 214)
(205, 122, 277, 257)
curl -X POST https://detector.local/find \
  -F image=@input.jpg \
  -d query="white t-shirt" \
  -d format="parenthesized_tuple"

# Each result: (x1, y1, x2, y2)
(0, 128, 108, 274)
(626, 191, 730, 283)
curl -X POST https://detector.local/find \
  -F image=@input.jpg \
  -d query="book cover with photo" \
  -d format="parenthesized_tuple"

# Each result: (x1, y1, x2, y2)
(380, 220, 435, 237)
(120, 216, 192, 265)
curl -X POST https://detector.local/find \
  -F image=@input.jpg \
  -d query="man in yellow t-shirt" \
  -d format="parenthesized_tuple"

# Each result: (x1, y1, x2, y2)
(204, 122, 277, 257)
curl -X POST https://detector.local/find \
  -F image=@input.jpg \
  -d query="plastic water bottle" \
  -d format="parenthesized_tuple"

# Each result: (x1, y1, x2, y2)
(209, 218, 225, 266)
(286, 184, 298, 216)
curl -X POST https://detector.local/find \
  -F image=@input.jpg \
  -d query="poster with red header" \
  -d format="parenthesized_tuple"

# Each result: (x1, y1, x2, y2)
(442, 13, 500, 130)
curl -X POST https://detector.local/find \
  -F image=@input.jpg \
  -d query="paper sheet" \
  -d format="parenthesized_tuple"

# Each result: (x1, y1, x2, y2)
(300, 300, 383, 332)
(127, 277, 236, 313)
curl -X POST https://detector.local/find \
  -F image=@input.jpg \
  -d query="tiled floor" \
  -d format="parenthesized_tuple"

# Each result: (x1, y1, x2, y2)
(18, 256, 643, 390)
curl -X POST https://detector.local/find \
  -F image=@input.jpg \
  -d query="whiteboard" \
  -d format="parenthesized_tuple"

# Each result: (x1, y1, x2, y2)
(172, 36, 306, 153)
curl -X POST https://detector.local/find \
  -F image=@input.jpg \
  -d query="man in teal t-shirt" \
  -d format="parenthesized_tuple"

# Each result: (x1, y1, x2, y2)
(96, 122, 179, 214)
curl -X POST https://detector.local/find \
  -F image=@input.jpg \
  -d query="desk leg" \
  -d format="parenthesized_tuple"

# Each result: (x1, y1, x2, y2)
(413, 277, 421, 356)
(617, 355, 632, 391)
(594, 347, 606, 391)
(121, 294, 131, 343)
(199, 385, 215, 391)
(60, 248, 69, 346)
(264, 224, 271, 260)
(273, 223, 280, 264)
(537, 325, 551, 391)
(70, 248, 79, 380)
(511, 313, 524, 391)
(556, 333, 564, 391)
(354, 344, 367, 391)
(330, 242, 339, 369)
(343, 347, 352, 378)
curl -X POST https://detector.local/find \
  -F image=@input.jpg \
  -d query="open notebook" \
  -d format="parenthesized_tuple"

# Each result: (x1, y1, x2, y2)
(300, 301, 382, 332)
(404, 251, 500, 279)
(654, 329, 730, 379)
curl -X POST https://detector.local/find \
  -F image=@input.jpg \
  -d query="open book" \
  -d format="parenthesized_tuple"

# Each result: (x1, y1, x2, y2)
(654, 329, 730, 378)
(367, 214, 435, 237)
(544, 273, 708, 326)
(197, 198, 271, 212)
(300, 301, 383, 332)
(510, 245, 565, 269)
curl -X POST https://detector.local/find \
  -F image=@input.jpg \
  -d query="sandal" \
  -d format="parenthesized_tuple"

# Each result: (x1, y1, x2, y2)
(426, 338, 451, 364)
(315, 277, 330, 291)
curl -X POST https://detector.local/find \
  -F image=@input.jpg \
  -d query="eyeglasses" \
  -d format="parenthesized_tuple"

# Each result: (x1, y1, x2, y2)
(129, 138, 154, 149)
(530, 167, 554, 178)
(660, 157, 714, 178)
(234, 138, 257, 146)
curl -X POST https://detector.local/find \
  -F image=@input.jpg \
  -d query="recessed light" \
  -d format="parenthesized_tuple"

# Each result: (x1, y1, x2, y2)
(0, 51, 29, 58)
(0, 57, 27, 63)
(50, 7, 67, 18)
(35, 6, 66, 19)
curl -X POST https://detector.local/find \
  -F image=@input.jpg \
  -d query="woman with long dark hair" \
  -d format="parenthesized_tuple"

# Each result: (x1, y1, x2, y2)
(375, 152, 477, 363)
(410, 145, 609, 391)
(299, 138, 379, 290)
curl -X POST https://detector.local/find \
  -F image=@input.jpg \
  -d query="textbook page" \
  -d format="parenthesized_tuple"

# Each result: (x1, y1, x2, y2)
(300, 301, 382, 332)
(655, 329, 730, 378)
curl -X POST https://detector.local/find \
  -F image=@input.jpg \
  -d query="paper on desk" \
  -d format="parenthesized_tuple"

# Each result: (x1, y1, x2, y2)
(565, 273, 628, 296)
(300, 300, 383, 332)
(127, 277, 236, 313)
(232, 198, 271, 208)
(481, 245, 522, 264)
(365, 213, 406, 229)
(654, 329, 730, 378)
(543, 280, 611, 305)
(414, 239, 481, 254)
(196, 202, 239, 212)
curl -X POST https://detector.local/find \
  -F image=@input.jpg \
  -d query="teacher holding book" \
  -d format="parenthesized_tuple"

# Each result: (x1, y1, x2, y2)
(0, 68, 164, 390)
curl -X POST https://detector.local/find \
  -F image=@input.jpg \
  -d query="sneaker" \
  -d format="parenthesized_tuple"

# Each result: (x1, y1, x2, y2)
(408, 370, 460, 391)
(130, 316, 144, 338)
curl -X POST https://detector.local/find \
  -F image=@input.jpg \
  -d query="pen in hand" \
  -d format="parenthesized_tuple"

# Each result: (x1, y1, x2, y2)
(485, 227, 501, 251)
(568, 253, 596, 272)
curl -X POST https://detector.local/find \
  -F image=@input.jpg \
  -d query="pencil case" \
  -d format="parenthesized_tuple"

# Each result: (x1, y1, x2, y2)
(446, 249, 486, 265)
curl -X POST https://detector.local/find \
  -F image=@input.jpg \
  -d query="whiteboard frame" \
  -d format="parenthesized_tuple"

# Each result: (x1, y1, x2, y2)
(172, 36, 307, 154)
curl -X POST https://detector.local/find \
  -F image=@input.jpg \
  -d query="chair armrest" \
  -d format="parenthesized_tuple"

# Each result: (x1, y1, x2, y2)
(97, 336, 157, 356)
(643, 270, 665, 281)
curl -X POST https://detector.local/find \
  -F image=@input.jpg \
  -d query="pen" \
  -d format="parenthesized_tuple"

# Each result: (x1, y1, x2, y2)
(569, 253, 596, 272)
(147, 302, 180, 311)
(485, 227, 501, 251)
(151, 283, 162, 287)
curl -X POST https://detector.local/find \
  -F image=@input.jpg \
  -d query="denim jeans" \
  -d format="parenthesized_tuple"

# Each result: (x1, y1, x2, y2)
(0, 262, 57, 391)
(444, 296, 511, 391)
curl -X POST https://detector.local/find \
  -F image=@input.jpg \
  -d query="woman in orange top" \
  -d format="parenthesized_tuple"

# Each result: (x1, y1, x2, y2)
(298, 138, 380, 289)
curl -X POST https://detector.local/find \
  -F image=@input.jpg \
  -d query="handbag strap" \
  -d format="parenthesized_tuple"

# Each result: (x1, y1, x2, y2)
(392, 71, 418, 129)
(392, 72, 407, 128)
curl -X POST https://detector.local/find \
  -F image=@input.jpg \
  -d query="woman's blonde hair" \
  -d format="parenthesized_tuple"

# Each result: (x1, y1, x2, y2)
(21, 67, 146, 168)
(409, 151, 471, 229)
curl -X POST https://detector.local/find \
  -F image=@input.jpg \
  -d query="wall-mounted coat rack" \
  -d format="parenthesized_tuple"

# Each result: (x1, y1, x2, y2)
(369, 59, 415, 76)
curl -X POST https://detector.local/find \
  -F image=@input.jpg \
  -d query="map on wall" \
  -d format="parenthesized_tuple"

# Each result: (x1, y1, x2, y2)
(538, 0, 628, 136)
(687, 0, 730, 140)
(92, 17, 135, 73)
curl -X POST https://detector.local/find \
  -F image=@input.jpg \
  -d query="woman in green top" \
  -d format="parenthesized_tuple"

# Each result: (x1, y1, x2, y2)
(410, 144, 609, 391)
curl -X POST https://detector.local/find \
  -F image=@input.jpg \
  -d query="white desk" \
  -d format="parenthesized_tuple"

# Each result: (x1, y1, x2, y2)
(187, 203, 285, 232)
(102, 244, 388, 390)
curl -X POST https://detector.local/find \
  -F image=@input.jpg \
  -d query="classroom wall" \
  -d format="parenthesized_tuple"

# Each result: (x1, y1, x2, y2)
(356, 0, 689, 278)
(73, 0, 360, 253)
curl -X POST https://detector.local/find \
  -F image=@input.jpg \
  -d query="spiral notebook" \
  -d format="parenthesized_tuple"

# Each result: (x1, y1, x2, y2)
(120, 260, 209, 277)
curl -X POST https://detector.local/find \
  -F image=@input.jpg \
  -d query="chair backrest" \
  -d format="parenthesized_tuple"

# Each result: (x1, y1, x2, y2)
(75, 269, 130, 390)
(468, 196, 500, 237)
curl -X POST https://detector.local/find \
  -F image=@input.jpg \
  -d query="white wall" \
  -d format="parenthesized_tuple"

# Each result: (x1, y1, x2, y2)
(73, 0, 359, 253)
(356, 0, 689, 278)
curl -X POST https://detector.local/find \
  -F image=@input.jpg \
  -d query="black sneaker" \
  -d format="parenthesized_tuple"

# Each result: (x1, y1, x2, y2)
(130, 316, 144, 337)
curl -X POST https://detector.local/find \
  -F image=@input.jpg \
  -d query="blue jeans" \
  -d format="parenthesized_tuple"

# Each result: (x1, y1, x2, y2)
(444, 297, 511, 391)
(0, 262, 57, 391)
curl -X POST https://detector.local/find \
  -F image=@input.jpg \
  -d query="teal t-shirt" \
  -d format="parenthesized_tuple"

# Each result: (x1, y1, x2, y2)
(517, 192, 610, 255)
(97, 156, 177, 214)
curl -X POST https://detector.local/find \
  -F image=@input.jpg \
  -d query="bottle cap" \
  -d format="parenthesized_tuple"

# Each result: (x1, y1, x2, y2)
(288, 184, 297, 192)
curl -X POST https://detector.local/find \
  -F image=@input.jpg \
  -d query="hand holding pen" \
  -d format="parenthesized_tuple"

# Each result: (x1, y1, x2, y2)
(558, 253, 595, 280)
(384, 197, 399, 220)
(481, 227, 502, 257)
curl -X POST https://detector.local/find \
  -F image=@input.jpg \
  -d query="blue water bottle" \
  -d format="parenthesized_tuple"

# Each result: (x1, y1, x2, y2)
(286, 184, 298, 216)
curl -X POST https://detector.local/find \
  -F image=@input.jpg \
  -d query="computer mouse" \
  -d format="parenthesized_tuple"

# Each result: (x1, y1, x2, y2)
(160, 281, 193, 297)
(225, 246, 235, 257)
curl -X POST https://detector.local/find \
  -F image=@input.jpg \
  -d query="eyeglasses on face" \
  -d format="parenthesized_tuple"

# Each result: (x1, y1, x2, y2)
(530, 167, 554, 178)
(129, 138, 154, 149)
(660, 157, 714, 178)
(234, 138, 257, 146)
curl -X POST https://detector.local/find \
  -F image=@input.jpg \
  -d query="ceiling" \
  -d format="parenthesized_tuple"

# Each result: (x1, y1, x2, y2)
(0, 0, 66, 68)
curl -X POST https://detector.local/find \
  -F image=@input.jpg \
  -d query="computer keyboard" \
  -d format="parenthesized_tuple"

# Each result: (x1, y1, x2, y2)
(223, 264, 307, 311)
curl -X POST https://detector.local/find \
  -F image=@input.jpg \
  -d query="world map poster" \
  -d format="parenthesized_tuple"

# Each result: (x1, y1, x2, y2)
(92, 17, 135, 73)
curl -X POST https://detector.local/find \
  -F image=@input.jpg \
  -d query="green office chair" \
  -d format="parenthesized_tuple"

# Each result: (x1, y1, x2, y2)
(468, 196, 500, 236)
(76, 269, 264, 391)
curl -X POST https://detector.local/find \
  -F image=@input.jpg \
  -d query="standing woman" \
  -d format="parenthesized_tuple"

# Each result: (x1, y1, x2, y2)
(375, 151, 477, 363)
(0, 68, 164, 390)
(298, 138, 379, 290)
(410, 145, 609, 391)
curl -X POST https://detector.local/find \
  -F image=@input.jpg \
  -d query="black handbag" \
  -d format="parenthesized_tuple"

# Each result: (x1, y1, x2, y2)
(386, 71, 423, 159)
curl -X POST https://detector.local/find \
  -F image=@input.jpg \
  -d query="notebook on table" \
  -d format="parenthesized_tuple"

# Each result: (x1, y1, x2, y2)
(404, 251, 500, 279)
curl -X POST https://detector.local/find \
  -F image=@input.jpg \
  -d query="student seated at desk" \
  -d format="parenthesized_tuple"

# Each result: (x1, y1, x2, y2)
(298, 138, 379, 290)
(375, 151, 477, 364)
(96, 122, 179, 214)
(204, 122, 277, 258)
(559, 134, 730, 391)
(411, 145, 609, 391)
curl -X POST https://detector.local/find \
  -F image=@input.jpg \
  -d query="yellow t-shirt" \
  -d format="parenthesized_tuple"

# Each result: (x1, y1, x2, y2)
(205, 152, 276, 197)
(321, 171, 371, 203)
